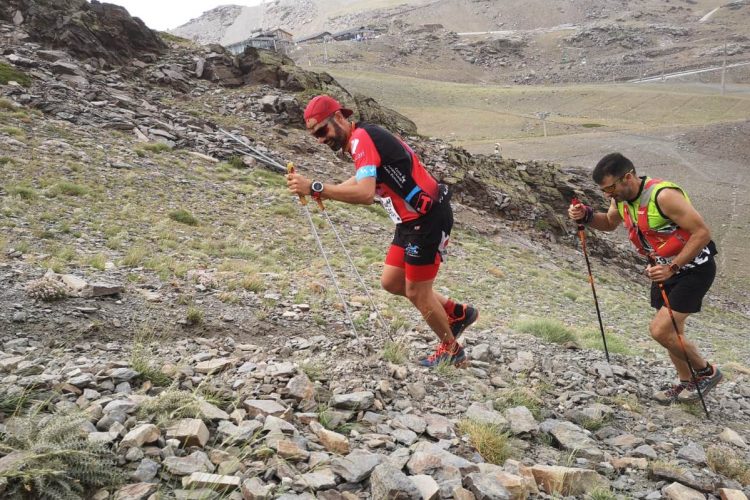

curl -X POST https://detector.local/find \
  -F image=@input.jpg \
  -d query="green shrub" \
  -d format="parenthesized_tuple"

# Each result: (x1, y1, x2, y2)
(0, 63, 31, 86)
(50, 181, 88, 197)
(137, 389, 202, 425)
(122, 245, 147, 267)
(0, 98, 19, 111)
(142, 142, 171, 153)
(130, 343, 173, 387)
(1, 126, 23, 137)
(7, 184, 37, 200)
(706, 446, 750, 485)
(169, 209, 199, 226)
(513, 318, 576, 344)
(0, 413, 124, 498)
(493, 387, 542, 420)
(228, 155, 246, 169)
(458, 419, 513, 465)
(186, 306, 204, 325)
(382, 340, 408, 364)
(87, 253, 106, 271)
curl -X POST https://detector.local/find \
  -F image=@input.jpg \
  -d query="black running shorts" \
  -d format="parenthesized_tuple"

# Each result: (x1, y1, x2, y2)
(650, 258, 716, 313)
(391, 186, 453, 267)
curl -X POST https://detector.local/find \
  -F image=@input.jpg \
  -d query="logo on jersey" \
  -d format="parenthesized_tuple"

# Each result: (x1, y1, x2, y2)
(350, 138, 359, 154)
(405, 243, 421, 257)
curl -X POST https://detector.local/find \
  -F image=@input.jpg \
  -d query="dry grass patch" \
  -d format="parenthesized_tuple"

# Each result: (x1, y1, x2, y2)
(122, 245, 148, 267)
(706, 445, 750, 485)
(458, 419, 513, 465)
(186, 306, 204, 325)
(382, 340, 408, 364)
(130, 327, 173, 387)
(6, 184, 37, 200)
(492, 386, 542, 420)
(49, 181, 89, 197)
(87, 253, 107, 271)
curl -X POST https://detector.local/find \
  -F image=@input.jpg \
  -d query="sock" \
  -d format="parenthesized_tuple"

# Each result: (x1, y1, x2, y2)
(443, 299, 457, 318)
(696, 363, 713, 377)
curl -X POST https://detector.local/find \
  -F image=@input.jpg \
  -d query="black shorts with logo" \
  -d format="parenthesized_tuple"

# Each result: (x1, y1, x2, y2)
(392, 185, 453, 266)
(650, 258, 716, 313)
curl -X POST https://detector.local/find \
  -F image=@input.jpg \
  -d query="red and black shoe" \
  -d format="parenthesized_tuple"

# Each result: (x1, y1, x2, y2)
(449, 304, 479, 340)
(419, 341, 467, 367)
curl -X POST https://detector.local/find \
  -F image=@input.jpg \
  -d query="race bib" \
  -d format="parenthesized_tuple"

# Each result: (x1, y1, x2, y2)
(379, 196, 402, 224)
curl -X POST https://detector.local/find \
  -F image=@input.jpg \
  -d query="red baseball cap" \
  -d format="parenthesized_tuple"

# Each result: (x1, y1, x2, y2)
(304, 95, 353, 130)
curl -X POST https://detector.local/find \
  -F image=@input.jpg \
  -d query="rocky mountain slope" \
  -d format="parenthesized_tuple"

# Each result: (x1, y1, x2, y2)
(172, 0, 750, 85)
(0, 1, 748, 499)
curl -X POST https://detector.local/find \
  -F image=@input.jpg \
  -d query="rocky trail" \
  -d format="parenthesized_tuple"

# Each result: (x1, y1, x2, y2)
(0, 2, 748, 500)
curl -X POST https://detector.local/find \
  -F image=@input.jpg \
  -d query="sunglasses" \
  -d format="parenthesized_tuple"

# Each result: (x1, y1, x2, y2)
(601, 170, 634, 194)
(311, 116, 334, 138)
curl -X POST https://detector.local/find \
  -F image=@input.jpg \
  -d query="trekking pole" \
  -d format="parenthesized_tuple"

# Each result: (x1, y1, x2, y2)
(571, 198, 610, 363)
(647, 255, 710, 417)
(220, 129, 390, 344)
(287, 163, 365, 351)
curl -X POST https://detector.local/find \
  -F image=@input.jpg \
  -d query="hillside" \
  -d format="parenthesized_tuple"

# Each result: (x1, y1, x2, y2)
(1, 1, 749, 499)
(172, 0, 750, 86)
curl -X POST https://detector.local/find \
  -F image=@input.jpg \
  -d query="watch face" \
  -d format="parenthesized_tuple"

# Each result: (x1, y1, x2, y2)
(312, 181, 323, 192)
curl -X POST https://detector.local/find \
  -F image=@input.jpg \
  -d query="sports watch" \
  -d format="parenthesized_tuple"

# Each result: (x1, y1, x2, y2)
(669, 262, 680, 274)
(311, 180, 324, 200)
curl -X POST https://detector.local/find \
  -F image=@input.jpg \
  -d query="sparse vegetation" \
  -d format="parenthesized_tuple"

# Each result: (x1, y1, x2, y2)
(706, 445, 750, 485)
(122, 245, 148, 267)
(138, 389, 202, 425)
(434, 359, 459, 378)
(130, 328, 173, 387)
(186, 306, 204, 325)
(169, 208, 199, 226)
(49, 181, 88, 197)
(0, 413, 124, 498)
(228, 155, 246, 169)
(513, 318, 576, 345)
(382, 340, 408, 364)
(585, 487, 616, 499)
(0, 62, 31, 86)
(87, 253, 107, 271)
(458, 419, 513, 465)
(142, 142, 172, 153)
(25, 276, 68, 302)
(300, 361, 325, 381)
(492, 386, 542, 420)
(7, 184, 37, 200)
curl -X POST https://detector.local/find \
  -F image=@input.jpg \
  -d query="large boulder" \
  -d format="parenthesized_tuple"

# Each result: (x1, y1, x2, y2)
(237, 47, 350, 95)
(0, 0, 165, 65)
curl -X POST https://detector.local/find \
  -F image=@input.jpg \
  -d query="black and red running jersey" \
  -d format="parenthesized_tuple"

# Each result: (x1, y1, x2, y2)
(349, 122, 440, 224)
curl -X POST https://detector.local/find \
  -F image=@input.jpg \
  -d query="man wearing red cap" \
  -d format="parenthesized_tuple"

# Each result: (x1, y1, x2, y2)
(287, 94, 478, 367)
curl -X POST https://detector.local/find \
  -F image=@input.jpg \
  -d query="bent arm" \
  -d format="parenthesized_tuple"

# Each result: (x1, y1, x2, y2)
(571, 199, 622, 231)
(657, 188, 711, 266)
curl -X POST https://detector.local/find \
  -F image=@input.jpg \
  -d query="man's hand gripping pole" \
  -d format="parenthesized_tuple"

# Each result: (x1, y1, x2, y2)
(287, 162, 325, 210)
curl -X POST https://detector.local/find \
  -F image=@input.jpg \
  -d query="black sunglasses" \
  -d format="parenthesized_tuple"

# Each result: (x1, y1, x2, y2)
(313, 122, 330, 138)
(311, 114, 337, 138)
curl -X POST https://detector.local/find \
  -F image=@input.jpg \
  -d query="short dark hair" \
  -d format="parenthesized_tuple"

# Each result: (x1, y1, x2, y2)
(593, 153, 636, 183)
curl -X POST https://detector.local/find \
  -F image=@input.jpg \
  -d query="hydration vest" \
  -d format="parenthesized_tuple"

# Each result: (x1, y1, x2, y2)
(617, 177, 692, 258)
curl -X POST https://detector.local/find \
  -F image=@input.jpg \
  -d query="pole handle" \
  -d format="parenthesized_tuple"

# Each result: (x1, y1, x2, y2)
(571, 197, 585, 229)
(287, 162, 308, 206)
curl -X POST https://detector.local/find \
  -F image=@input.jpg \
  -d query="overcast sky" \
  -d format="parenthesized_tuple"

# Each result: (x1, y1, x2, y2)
(102, 0, 263, 31)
